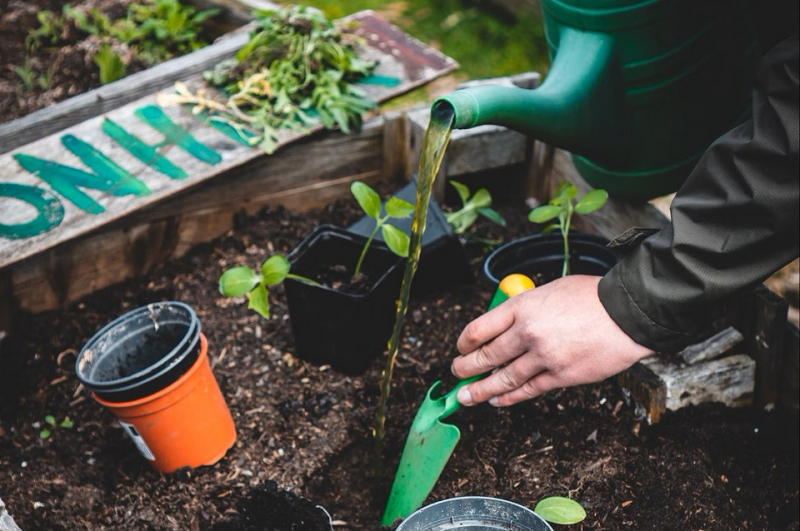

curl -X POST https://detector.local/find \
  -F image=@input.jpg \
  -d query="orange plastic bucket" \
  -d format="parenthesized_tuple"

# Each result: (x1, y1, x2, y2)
(94, 334, 236, 473)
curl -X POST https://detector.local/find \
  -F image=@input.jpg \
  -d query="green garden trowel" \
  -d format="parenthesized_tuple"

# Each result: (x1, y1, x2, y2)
(381, 274, 535, 526)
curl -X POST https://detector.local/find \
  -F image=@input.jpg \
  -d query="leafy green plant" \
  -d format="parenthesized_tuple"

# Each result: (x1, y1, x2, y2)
(534, 496, 587, 525)
(350, 181, 413, 279)
(219, 255, 317, 319)
(39, 415, 74, 439)
(94, 44, 127, 85)
(528, 182, 608, 276)
(30, 0, 217, 69)
(444, 180, 506, 234)
(160, 5, 377, 154)
(26, 10, 68, 51)
(13, 59, 36, 90)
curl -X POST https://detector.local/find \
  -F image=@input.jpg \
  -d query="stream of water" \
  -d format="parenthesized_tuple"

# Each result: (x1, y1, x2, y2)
(374, 103, 454, 443)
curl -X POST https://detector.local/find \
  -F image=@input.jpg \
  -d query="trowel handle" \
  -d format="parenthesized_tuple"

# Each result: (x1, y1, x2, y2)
(441, 274, 535, 418)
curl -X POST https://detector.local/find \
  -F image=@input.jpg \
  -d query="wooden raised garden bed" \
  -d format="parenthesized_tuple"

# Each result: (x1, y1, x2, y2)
(0, 12, 797, 527)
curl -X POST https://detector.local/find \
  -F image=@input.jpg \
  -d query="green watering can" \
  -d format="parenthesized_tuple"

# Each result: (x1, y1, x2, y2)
(434, 0, 760, 200)
(382, 274, 535, 526)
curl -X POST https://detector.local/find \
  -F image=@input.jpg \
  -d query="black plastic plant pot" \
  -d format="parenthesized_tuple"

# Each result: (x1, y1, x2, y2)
(483, 232, 620, 287)
(75, 302, 202, 402)
(347, 176, 472, 295)
(284, 225, 405, 375)
(396, 497, 553, 531)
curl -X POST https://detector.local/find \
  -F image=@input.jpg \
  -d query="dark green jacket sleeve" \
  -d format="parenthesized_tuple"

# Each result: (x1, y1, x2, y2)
(599, 36, 799, 352)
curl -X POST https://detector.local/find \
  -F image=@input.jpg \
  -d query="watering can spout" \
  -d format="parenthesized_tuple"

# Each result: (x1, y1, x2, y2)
(434, 27, 622, 164)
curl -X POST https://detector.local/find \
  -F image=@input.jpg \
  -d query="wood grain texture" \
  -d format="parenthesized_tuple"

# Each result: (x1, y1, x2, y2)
(677, 326, 744, 365)
(641, 354, 755, 411)
(0, 11, 458, 272)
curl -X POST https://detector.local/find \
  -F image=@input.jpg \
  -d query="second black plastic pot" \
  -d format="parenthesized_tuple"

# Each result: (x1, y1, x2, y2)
(75, 301, 202, 402)
(284, 225, 405, 375)
(347, 176, 472, 295)
(483, 232, 620, 287)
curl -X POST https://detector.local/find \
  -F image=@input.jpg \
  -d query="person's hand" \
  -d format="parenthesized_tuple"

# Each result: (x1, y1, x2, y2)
(451, 275, 652, 407)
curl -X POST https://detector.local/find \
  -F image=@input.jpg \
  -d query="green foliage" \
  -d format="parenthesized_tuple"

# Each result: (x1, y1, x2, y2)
(350, 181, 413, 278)
(219, 255, 318, 319)
(295, 0, 549, 79)
(444, 180, 506, 234)
(66, 0, 217, 65)
(163, 5, 377, 154)
(94, 44, 127, 85)
(13, 59, 36, 90)
(25, 0, 218, 78)
(40, 415, 74, 439)
(26, 10, 68, 51)
(534, 496, 587, 525)
(528, 182, 608, 276)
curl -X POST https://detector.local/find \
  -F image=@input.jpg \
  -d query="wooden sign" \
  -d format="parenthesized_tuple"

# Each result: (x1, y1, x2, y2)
(0, 11, 457, 271)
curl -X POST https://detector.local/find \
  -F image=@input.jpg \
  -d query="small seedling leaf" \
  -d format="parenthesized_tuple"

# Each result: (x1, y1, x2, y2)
(575, 189, 609, 214)
(351, 181, 381, 219)
(247, 283, 270, 319)
(534, 496, 587, 525)
(528, 205, 561, 223)
(60, 417, 74, 429)
(540, 222, 560, 234)
(385, 196, 414, 219)
(453, 210, 479, 233)
(45, 415, 56, 426)
(450, 180, 470, 205)
(478, 207, 506, 226)
(554, 181, 577, 200)
(261, 255, 290, 286)
(470, 188, 492, 209)
(40, 429, 51, 439)
(381, 225, 410, 258)
(219, 266, 261, 297)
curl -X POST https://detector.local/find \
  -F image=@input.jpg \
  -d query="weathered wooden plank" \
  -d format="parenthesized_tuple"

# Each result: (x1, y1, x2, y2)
(751, 286, 789, 409)
(0, 11, 458, 272)
(677, 326, 744, 365)
(6, 115, 387, 312)
(617, 360, 667, 424)
(0, 28, 253, 156)
(640, 354, 755, 411)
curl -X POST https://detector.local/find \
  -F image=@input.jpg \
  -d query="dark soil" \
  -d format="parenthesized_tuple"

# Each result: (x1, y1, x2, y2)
(0, 178, 798, 530)
(0, 0, 222, 125)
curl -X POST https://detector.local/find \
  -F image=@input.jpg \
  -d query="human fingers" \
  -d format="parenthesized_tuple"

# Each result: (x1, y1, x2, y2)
(487, 371, 559, 407)
(451, 316, 527, 379)
(456, 352, 546, 406)
(456, 302, 516, 356)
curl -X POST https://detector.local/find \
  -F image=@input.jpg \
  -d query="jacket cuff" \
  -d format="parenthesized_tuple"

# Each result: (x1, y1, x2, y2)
(598, 263, 701, 353)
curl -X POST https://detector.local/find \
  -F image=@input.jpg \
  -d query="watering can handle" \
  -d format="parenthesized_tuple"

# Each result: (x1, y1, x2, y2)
(440, 274, 535, 418)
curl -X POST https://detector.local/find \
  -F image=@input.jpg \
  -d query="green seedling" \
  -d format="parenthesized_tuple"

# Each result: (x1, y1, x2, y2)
(161, 5, 377, 154)
(60, 0, 216, 66)
(528, 182, 608, 276)
(94, 44, 127, 85)
(444, 180, 506, 234)
(26, 10, 68, 51)
(39, 415, 74, 439)
(219, 254, 318, 319)
(534, 496, 587, 525)
(13, 60, 36, 90)
(350, 181, 413, 279)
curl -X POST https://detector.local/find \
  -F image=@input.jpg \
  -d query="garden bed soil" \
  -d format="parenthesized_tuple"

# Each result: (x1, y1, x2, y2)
(0, 177, 798, 530)
(0, 0, 222, 125)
